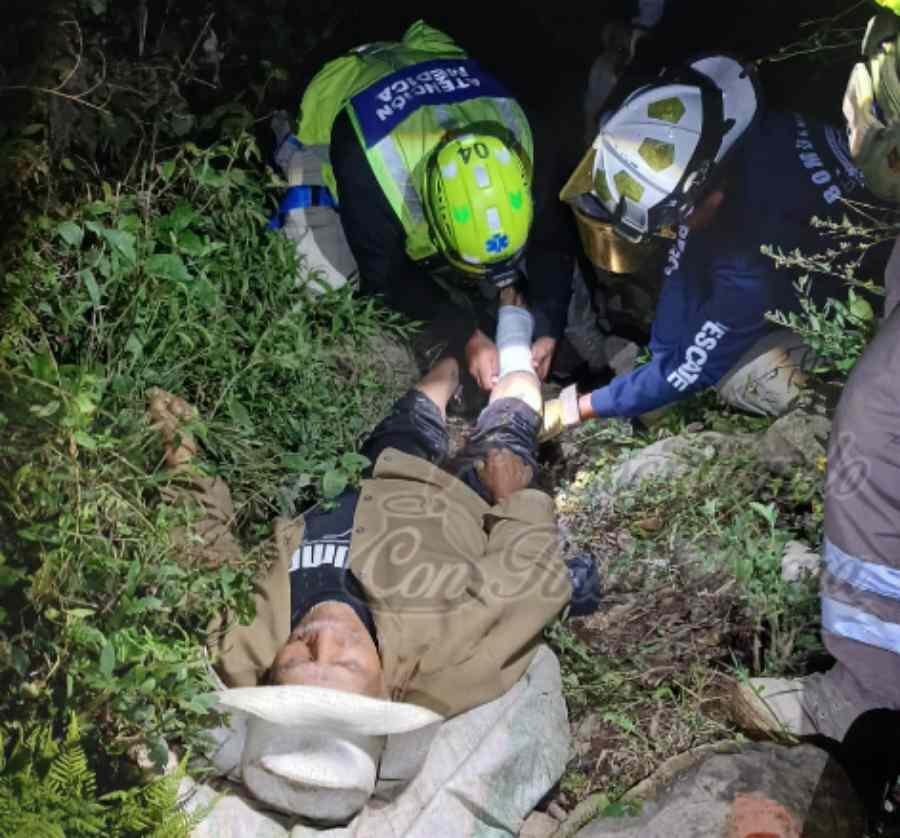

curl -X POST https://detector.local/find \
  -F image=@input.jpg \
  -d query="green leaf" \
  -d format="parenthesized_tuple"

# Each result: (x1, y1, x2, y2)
(125, 333, 143, 359)
(102, 228, 137, 263)
(193, 278, 219, 309)
(187, 693, 217, 714)
(340, 452, 370, 473)
(84, 220, 136, 262)
(322, 469, 348, 499)
(281, 453, 309, 472)
(73, 430, 97, 450)
(30, 400, 60, 418)
(57, 221, 84, 248)
(750, 501, 777, 527)
(145, 253, 191, 283)
(161, 202, 197, 232)
(229, 399, 251, 427)
(79, 269, 101, 306)
(125, 558, 141, 595)
(30, 352, 57, 382)
(99, 641, 116, 677)
(74, 393, 96, 416)
(177, 230, 205, 256)
(159, 159, 176, 181)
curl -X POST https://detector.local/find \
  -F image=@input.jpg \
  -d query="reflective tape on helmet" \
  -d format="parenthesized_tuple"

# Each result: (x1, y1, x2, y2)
(639, 138, 676, 171)
(824, 537, 900, 601)
(822, 595, 900, 655)
(647, 96, 686, 123)
(614, 170, 645, 202)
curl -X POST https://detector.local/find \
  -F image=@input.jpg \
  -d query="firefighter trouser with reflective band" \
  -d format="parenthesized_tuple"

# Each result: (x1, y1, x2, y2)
(821, 303, 900, 706)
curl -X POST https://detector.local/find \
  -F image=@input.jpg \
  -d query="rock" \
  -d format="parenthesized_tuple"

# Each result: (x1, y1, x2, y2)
(547, 802, 568, 821)
(521, 811, 561, 838)
(128, 741, 180, 781)
(573, 712, 605, 758)
(759, 410, 831, 475)
(363, 331, 420, 392)
(571, 743, 865, 838)
(781, 540, 821, 583)
(609, 432, 753, 491)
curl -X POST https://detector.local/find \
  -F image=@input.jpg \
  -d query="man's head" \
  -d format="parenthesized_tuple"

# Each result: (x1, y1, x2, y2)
(216, 601, 441, 823)
(269, 601, 385, 698)
(423, 128, 533, 288)
(561, 54, 760, 244)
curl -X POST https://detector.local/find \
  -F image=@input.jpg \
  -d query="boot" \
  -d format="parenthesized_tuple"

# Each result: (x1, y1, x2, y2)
(732, 664, 894, 742)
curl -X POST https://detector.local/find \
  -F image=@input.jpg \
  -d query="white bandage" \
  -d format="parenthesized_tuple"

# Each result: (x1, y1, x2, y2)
(496, 305, 535, 378)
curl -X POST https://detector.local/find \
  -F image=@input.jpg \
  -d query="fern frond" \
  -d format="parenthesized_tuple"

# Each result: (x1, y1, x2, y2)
(46, 740, 94, 799)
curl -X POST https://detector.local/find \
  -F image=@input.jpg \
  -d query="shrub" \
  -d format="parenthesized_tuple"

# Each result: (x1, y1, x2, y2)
(0, 130, 415, 831)
(763, 206, 894, 381)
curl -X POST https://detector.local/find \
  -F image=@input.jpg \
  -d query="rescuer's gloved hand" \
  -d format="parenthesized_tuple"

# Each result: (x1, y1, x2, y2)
(539, 384, 581, 442)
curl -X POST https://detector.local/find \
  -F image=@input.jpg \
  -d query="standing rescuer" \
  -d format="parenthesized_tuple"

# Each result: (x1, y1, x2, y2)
(292, 20, 571, 388)
(541, 53, 881, 439)
(733, 4, 900, 742)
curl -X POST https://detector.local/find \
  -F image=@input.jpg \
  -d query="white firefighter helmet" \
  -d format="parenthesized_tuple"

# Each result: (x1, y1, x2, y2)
(561, 55, 760, 242)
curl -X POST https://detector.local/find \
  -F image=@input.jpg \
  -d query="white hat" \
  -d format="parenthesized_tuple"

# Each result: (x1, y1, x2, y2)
(215, 685, 442, 823)
(561, 54, 760, 240)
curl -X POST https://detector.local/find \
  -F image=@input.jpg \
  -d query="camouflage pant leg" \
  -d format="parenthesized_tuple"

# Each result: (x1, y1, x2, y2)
(716, 329, 819, 417)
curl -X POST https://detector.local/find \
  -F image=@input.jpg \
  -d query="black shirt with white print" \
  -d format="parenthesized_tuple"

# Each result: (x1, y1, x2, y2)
(288, 488, 377, 642)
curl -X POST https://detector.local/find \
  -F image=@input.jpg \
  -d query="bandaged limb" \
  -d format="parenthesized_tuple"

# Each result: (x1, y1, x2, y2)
(492, 305, 542, 414)
(497, 305, 535, 378)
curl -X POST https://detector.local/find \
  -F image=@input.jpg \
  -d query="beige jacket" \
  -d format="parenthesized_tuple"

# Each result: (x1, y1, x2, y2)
(205, 449, 571, 718)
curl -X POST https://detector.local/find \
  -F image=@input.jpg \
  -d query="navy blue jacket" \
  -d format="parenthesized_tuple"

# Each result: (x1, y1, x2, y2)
(590, 111, 875, 418)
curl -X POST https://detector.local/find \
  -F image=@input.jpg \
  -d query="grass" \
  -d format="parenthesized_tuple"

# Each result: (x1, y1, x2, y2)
(546, 402, 826, 806)
(0, 129, 417, 834)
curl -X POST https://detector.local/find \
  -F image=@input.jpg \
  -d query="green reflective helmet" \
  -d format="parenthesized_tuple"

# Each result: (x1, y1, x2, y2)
(423, 129, 533, 285)
(876, 0, 900, 15)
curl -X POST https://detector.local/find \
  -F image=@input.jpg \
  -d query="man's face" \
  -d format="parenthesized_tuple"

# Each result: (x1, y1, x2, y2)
(269, 602, 385, 699)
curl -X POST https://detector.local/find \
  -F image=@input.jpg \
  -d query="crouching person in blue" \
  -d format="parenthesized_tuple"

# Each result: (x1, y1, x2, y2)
(542, 54, 882, 438)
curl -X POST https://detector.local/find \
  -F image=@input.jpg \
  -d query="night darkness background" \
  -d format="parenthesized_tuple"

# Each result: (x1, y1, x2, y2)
(0, 0, 873, 152)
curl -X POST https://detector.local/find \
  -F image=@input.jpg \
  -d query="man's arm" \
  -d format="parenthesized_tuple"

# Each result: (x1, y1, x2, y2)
(148, 389, 295, 686)
(582, 261, 772, 420)
(148, 388, 242, 567)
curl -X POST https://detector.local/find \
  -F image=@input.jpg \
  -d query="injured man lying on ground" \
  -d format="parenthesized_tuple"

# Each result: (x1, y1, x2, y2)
(149, 295, 600, 827)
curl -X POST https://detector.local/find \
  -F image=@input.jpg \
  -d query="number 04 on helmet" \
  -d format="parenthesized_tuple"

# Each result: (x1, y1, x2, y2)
(423, 130, 534, 286)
